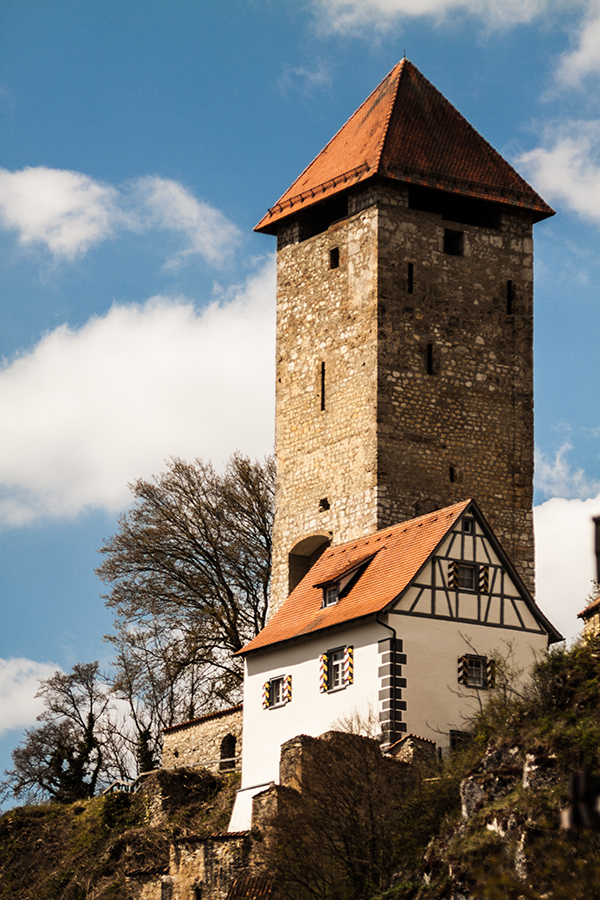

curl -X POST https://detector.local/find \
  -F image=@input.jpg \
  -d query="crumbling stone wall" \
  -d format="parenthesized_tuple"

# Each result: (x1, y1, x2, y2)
(270, 180, 535, 615)
(127, 834, 256, 900)
(162, 706, 243, 773)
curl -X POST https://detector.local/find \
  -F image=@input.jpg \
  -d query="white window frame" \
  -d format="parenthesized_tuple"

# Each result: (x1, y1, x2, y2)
(270, 676, 285, 707)
(457, 564, 475, 591)
(323, 584, 340, 607)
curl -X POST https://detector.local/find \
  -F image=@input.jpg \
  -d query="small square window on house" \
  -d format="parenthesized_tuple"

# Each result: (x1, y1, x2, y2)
(458, 655, 495, 689)
(262, 674, 292, 709)
(444, 228, 464, 256)
(320, 645, 354, 692)
(458, 564, 475, 590)
(330, 247, 340, 269)
(463, 518, 474, 534)
(448, 559, 490, 593)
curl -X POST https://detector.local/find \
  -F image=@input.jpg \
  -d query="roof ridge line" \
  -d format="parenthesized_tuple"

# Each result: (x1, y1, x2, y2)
(373, 59, 405, 173)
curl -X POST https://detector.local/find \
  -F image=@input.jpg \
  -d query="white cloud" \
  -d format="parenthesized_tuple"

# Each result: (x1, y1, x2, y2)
(310, 0, 550, 35)
(0, 658, 58, 736)
(534, 494, 600, 642)
(535, 442, 600, 500)
(0, 167, 120, 260)
(134, 176, 240, 269)
(278, 60, 333, 97)
(518, 119, 600, 223)
(0, 166, 240, 266)
(557, 1, 600, 86)
(0, 258, 275, 526)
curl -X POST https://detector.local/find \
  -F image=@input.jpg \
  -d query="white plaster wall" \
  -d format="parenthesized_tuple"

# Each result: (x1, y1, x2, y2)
(239, 619, 385, 792)
(392, 614, 548, 745)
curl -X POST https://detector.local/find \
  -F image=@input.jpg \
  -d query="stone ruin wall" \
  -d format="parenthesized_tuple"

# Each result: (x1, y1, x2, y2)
(162, 706, 243, 774)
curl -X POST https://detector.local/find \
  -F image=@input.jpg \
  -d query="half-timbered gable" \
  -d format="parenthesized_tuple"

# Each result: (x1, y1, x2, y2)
(393, 508, 547, 636)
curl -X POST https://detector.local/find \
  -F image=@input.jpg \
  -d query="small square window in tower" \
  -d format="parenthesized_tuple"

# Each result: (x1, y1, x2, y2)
(444, 229, 464, 256)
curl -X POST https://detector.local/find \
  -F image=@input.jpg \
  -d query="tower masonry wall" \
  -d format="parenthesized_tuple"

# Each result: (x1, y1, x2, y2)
(271, 203, 380, 615)
(270, 183, 536, 617)
(376, 196, 535, 591)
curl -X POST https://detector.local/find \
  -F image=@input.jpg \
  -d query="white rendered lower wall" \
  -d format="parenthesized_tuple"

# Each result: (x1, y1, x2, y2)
(389, 614, 549, 745)
(229, 613, 550, 831)
(239, 620, 385, 794)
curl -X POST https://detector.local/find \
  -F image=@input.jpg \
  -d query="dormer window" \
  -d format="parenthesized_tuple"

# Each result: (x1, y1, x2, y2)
(323, 584, 339, 607)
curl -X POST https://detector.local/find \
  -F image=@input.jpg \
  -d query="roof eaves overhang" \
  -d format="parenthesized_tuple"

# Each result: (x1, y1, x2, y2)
(255, 169, 555, 235)
(237, 608, 380, 658)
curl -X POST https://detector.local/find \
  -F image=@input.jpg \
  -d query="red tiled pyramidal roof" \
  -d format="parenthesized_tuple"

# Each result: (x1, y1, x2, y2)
(255, 59, 554, 233)
(241, 500, 471, 654)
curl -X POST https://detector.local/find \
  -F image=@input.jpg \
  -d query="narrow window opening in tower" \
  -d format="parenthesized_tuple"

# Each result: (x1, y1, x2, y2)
(330, 247, 339, 269)
(407, 262, 414, 294)
(507, 279, 514, 315)
(321, 361, 326, 410)
(444, 229, 464, 256)
(427, 343, 434, 375)
(319, 497, 330, 511)
(449, 466, 455, 483)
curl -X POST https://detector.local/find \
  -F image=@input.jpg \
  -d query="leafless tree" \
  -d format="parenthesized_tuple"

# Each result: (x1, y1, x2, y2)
(98, 453, 275, 745)
(1, 662, 132, 804)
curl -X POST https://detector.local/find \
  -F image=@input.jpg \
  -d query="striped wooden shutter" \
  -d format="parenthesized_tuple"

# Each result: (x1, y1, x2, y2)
(284, 674, 292, 703)
(448, 560, 459, 588)
(479, 565, 489, 593)
(486, 659, 496, 689)
(344, 646, 354, 685)
(262, 680, 271, 709)
(319, 653, 329, 692)
(457, 656, 468, 685)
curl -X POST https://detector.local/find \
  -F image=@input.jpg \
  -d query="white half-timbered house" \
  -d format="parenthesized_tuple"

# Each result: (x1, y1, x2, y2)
(229, 499, 561, 831)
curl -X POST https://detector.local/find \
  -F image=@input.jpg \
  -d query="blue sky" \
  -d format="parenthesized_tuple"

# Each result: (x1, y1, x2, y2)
(1, 0, 600, 790)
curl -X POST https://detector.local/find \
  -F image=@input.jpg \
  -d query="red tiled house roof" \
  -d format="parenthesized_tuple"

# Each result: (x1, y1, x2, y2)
(162, 704, 242, 735)
(241, 500, 561, 655)
(255, 59, 554, 234)
(578, 595, 600, 619)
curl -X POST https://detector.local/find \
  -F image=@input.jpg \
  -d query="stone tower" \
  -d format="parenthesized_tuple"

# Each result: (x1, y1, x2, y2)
(256, 60, 554, 616)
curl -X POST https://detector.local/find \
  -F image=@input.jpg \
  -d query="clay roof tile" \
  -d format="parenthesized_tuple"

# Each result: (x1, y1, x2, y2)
(255, 59, 553, 233)
(240, 501, 471, 654)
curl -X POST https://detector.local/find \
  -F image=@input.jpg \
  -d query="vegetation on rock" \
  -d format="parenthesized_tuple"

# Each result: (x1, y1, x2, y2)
(0, 768, 240, 899)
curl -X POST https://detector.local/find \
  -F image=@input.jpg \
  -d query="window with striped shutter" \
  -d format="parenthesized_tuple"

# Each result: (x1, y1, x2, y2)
(344, 645, 354, 685)
(262, 680, 271, 709)
(319, 653, 329, 692)
(458, 654, 495, 689)
(448, 560, 459, 588)
(284, 674, 292, 703)
(479, 565, 490, 593)
(321, 646, 353, 691)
